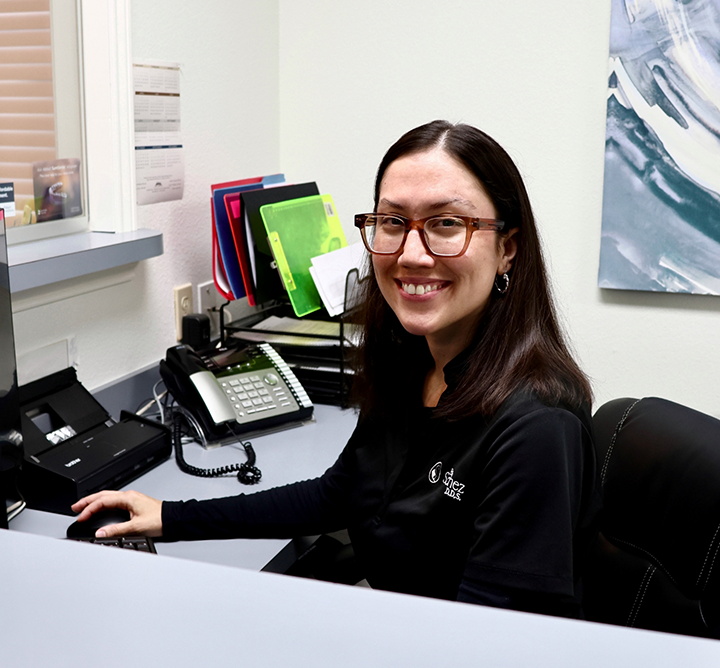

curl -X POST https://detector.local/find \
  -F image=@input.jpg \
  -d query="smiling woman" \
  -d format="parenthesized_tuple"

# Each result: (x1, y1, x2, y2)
(366, 148, 517, 406)
(354, 120, 591, 419)
(71, 120, 601, 622)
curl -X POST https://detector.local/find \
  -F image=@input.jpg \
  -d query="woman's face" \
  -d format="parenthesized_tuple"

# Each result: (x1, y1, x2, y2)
(373, 148, 517, 352)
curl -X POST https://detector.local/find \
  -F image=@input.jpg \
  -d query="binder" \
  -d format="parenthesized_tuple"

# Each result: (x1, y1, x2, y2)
(211, 174, 285, 301)
(211, 200, 234, 301)
(260, 195, 347, 317)
(241, 182, 319, 306)
(224, 192, 255, 305)
(211, 177, 261, 298)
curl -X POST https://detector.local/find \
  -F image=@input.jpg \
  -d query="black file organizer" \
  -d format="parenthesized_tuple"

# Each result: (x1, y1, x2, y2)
(218, 269, 365, 407)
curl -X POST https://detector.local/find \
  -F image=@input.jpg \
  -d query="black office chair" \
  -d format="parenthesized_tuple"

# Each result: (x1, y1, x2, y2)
(262, 530, 363, 586)
(584, 397, 720, 638)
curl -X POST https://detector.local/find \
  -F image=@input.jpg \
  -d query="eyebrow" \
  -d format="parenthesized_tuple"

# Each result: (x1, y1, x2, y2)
(378, 197, 478, 212)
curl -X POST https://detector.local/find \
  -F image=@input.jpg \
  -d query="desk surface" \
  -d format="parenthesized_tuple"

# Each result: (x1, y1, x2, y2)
(10, 403, 357, 570)
(3, 528, 720, 667)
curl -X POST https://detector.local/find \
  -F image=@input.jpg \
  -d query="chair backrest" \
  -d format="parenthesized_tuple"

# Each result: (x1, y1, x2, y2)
(584, 397, 720, 637)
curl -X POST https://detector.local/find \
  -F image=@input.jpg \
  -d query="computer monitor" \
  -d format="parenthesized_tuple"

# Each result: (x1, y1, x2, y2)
(0, 209, 24, 527)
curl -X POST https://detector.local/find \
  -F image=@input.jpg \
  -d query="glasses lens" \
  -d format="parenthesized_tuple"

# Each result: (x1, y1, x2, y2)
(364, 214, 406, 253)
(424, 217, 468, 256)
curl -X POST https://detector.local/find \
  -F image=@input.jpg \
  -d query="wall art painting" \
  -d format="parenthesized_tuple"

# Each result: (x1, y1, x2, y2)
(599, 0, 720, 294)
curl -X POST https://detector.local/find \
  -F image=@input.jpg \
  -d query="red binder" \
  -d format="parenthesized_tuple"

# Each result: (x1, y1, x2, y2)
(224, 191, 256, 306)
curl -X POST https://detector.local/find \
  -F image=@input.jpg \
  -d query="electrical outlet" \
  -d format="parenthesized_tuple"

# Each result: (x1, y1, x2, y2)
(174, 283, 193, 341)
(197, 280, 221, 339)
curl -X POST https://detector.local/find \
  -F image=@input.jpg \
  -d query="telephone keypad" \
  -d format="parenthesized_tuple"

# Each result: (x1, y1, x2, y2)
(223, 371, 297, 420)
(212, 343, 312, 425)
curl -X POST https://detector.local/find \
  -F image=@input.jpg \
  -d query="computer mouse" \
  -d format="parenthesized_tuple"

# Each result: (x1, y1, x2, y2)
(66, 508, 132, 539)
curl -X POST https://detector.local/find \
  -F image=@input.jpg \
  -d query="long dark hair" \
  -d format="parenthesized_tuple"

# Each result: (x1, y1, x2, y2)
(351, 120, 592, 420)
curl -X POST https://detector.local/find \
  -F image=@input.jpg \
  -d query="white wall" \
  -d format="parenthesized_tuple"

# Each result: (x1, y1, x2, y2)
(278, 0, 720, 417)
(11, 0, 720, 418)
(12, 1, 279, 391)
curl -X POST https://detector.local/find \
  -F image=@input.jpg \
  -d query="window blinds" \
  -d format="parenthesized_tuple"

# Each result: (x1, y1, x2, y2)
(0, 0, 56, 221)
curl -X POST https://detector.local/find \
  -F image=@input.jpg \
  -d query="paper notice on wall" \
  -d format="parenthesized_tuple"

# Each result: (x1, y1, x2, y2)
(133, 60, 184, 205)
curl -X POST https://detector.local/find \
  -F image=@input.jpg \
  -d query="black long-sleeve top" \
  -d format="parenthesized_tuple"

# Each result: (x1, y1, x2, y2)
(163, 384, 601, 618)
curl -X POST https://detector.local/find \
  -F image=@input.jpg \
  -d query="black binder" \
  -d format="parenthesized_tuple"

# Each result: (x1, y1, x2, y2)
(241, 182, 319, 306)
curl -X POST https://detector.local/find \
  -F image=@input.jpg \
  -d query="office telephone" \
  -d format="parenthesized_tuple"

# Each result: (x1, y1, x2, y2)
(159, 341, 314, 444)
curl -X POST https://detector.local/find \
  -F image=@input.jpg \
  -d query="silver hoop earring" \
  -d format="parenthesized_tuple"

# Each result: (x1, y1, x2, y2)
(495, 273, 510, 295)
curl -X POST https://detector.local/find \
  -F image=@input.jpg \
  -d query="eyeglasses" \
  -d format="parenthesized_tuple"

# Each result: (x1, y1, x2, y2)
(354, 213, 505, 258)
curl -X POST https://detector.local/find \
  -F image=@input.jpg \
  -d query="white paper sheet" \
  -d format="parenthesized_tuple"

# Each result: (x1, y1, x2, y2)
(309, 243, 366, 316)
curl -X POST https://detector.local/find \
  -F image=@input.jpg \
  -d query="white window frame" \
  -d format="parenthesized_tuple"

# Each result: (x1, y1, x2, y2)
(80, 0, 135, 234)
(7, 0, 135, 245)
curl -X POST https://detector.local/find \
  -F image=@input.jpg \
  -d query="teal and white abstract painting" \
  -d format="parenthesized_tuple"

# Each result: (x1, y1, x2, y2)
(599, 0, 720, 293)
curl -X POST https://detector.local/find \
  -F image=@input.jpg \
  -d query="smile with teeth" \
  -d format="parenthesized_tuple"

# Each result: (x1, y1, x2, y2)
(400, 281, 443, 296)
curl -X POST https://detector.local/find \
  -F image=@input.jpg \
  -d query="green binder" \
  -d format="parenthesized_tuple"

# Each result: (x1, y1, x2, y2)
(260, 194, 347, 317)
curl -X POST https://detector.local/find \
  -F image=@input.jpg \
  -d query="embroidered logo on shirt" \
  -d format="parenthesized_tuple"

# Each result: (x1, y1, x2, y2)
(443, 468, 465, 501)
(428, 461, 442, 484)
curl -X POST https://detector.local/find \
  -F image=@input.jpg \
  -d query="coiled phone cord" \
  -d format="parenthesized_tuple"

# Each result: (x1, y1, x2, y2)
(172, 411, 262, 485)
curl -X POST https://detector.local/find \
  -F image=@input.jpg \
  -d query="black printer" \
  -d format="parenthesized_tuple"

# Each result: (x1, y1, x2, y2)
(19, 367, 170, 515)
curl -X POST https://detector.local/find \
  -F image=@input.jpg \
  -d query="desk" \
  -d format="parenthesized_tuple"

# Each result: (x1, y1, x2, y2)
(3, 529, 720, 667)
(10, 403, 357, 570)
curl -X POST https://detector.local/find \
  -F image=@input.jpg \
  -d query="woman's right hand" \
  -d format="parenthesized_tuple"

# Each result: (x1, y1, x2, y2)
(70, 490, 163, 538)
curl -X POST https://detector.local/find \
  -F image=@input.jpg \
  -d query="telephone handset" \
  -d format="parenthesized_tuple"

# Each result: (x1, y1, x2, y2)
(159, 341, 314, 443)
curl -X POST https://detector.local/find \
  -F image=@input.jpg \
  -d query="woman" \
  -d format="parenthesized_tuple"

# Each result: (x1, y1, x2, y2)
(72, 120, 600, 618)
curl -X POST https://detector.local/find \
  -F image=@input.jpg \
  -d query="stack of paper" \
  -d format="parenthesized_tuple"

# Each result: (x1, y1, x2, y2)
(309, 243, 366, 317)
(233, 315, 360, 348)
